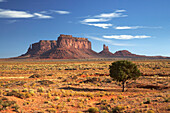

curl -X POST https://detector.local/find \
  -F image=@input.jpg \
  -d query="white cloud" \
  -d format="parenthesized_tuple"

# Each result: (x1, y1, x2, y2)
(33, 13, 52, 19)
(0, 0, 6, 2)
(0, 9, 34, 18)
(95, 11, 127, 18)
(114, 26, 162, 30)
(115, 10, 126, 13)
(114, 26, 143, 30)
(81, 18, 110, 23)
(103, 35, 151, 40)
(54, 10, 70, 14)
(80, 9, 127, 29)
(87, 36, 130, 46)
(86, 23, 112, 29)
(0, 9, 52, 19)
(40, 10, 71, 15)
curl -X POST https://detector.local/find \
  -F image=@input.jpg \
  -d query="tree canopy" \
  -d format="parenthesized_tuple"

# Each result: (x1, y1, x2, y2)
(109, 60, 141, 92)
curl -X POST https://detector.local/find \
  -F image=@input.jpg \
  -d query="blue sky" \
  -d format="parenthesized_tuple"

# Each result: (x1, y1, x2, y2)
(0, 0, 170, 58)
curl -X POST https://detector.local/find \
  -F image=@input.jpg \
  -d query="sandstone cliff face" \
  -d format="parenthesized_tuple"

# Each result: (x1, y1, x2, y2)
(57, 34, 91, 49)
(22, 34, 97, 59)
(24, 40, 57, 57)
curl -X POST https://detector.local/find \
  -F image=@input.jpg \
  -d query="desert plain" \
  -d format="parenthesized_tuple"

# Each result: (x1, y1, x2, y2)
(0, 59, 169, 113)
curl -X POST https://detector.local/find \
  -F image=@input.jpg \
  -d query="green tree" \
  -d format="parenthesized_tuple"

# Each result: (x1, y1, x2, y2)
(109, 60, 141, 92)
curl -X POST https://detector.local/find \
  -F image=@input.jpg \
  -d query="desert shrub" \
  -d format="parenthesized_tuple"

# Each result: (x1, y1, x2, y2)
(88, 107, 99, 113)
(22, 88, 28, 92)
(37, 80, 54, 86)
(1, 97, 8, 101)
(147, 110, 155, 113)
(77, 111, 83, 113)
(46, 108, 56, 113)
(5, 89, 9, 92)
(23, 92, 32, 98)
(6, 90, 33, 99)
(163, 97, 170, 102)
(117, 95, 124, 99)
(87, 93, 94, 99)
(47, 74, 54, 76)
(134, 109, 140, 113)
(109, 60, 141, 92)
(12, 89, 19, 93)
(67, 98, 71, 102)
(29, 89, 35, 95)
(23, 101, 30, 105)
(47, 93, 52, 98)
(77, 102, 84, 108)
(37, 87, 45, 92)
(112, 105, 125, 113)
(143, 98, 151, 104)
(54, 96, 60, 101)
(6, 91, 23, 98)
(16, 81, 26, 86)
(44, 101, 49, 104)
(29, 74, 42, 78)
(12, 103, 20, 112)
(101, 110, 109, 113)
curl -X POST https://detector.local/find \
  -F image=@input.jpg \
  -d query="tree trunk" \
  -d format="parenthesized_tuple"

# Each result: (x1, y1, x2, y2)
(122, 81, 125, 92)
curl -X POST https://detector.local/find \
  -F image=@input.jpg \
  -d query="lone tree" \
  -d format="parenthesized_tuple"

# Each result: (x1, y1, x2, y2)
(109, 60, 141, 92)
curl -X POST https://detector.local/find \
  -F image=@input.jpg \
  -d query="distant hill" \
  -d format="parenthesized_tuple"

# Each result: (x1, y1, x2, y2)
(16, 34, 170, 59)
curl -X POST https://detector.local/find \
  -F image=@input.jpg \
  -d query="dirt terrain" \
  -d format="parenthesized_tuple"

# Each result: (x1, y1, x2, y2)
(0, 59, 169, 113)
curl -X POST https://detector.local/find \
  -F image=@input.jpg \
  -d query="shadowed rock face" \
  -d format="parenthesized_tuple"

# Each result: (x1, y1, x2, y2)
(19, 34, 170, 59)
(25, 40, 57, 57)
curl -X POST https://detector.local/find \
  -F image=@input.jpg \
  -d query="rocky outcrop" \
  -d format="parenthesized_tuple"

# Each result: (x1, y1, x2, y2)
(23, 40, 57, 57)
(57, 34, 91, 49)
(21, 34, 98, 59)
(19, 34, 170, 59)
(99, 44, 114, 57)
(113, 50, 137, 57)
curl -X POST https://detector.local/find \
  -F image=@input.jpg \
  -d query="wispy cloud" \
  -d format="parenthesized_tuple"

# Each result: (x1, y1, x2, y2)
(0, 9, 52, 19)
(53, 10, 70, 14)
(87, 36, 131, 46)
(114, 26, 143, 30)
(103, 35, 151, 40)
(95, 11, 127, 18)
(81, 18, 110, 23)
(80, 9, 126, 29)
(115, 9, 126, 13)
(114, 26, 162, 30)
(86, 23, 112, 29)
(0, 9, 70, 19)
(33, 13, 52, 19)
(0, 0, 6, 2)
(40, 10, 70, 15)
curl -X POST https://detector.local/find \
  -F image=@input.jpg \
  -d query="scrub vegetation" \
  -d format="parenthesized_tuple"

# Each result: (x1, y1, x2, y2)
(0, 59, 169, 112)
